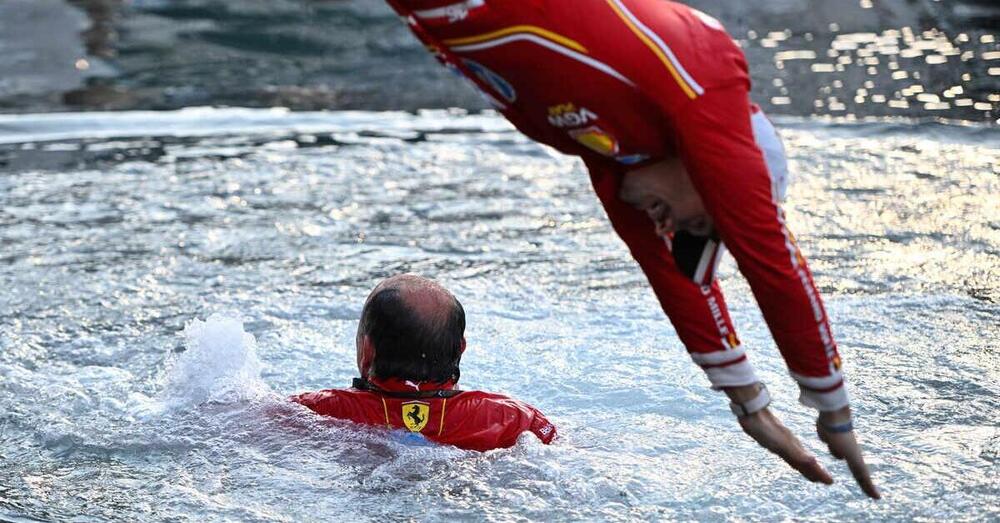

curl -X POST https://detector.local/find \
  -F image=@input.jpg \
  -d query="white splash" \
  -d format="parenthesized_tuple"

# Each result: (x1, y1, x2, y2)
(152, 313, 269, 411)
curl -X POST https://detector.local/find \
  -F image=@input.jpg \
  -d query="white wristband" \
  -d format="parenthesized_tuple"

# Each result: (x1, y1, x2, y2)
(729, 383, 771, 418)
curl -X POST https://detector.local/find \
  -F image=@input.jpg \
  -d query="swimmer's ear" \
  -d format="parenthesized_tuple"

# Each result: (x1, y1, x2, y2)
(460, 337, 467, 355)
(357, 335, 376, 377)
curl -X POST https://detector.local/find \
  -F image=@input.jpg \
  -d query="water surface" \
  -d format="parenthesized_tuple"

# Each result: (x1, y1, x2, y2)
(0, 109, 997, 521)
(1, 0, 997, 122)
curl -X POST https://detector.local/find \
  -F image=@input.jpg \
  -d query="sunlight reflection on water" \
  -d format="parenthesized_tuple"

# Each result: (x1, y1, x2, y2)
(0, 110, 997, 521)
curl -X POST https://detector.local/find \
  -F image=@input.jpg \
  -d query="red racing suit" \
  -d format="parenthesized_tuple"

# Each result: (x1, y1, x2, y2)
(292, 378, 557, 451)
(387, 0, 848, 411)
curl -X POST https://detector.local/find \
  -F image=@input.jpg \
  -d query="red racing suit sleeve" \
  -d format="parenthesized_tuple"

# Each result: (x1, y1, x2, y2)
(586, 159, 759, 391)
(437, 394, 557, 452)
(570, 0, 848, 410)
(291, 391, 347, 418)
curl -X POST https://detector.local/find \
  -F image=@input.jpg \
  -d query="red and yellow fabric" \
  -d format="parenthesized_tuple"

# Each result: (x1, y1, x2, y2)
(387, 0, 848, 411)
(292, 378, 556, 452)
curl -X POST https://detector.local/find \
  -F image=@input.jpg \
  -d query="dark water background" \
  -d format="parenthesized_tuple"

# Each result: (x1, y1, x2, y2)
(0, 0, 998, 121)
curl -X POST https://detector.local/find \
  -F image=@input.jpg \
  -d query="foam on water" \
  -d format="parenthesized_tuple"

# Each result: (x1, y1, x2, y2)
(153, 313, 269, 412)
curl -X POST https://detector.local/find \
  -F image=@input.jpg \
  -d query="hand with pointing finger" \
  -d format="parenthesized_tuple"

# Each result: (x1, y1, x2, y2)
(817, 406, 881, 499)
(726, 384, 881, 499)
(737, 407, 834, 485)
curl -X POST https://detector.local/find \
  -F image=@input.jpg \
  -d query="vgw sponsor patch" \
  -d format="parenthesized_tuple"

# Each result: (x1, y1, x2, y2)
(547, 102, 598, 128)
(549, 103, 650, 165)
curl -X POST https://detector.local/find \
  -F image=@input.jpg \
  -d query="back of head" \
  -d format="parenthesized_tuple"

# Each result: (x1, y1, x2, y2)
(357, 274, 465, 384)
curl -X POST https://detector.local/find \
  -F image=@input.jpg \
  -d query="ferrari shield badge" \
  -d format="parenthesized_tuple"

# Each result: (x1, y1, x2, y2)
(402, 401, 430, 432)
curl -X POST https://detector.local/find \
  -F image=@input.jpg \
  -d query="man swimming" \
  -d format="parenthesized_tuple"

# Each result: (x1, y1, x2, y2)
(293, 274, 556, 451)
(383, 0, 879, 497)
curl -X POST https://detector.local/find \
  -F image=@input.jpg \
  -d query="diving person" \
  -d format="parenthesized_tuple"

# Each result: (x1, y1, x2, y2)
(292, 274, 557, 451)
(382, 0, 879, 497)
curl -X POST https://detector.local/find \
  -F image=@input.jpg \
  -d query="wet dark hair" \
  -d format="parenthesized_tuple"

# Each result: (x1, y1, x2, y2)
(359, 287, 465, 383)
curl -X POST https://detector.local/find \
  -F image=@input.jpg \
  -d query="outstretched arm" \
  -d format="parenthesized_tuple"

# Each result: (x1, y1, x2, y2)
(572, 0, 878, 497)
(673, 84, 879, 499)
(591, 158, 877, 497)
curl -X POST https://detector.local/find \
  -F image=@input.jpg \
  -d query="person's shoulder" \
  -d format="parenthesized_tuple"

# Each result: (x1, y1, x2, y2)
(453, 389, 527, 407)
(291, 388, 343, 402)
(452, 389, 553, 424)
(291, 388, 378, 412)
(450, 389, 557, 445)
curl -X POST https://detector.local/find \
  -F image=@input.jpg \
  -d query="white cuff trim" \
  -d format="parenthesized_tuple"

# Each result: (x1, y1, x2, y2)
(730, 383, 772, 417)
(703, 358, 760, 390)
(798, 382, 850, 411)
(689, 345, 746, 366)
(790, 370, 844, 390)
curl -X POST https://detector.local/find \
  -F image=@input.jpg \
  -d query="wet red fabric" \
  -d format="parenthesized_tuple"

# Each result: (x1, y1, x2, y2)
(292, 383, 556, 452)
(387, 0, 846, 406)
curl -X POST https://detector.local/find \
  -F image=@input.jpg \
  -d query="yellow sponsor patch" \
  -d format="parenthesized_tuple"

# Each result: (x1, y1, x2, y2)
(569, 125, 620, 156)
(548, 102, 576, 116)
(402, 401, 430, 432)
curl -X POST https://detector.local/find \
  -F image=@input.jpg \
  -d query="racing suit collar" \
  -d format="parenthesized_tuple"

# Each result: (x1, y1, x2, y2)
(353, 376, 461, 399)
(368, 376, 457, 392)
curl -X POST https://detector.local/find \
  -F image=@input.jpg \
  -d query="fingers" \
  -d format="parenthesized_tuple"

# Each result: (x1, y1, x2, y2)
(838, 434, 881, 500)
(738, 408, 882, 497)
(818, 424, 881, 500)
(846, 453, 881, 499)
(736, 408, 881, 499)
(778, 435, 833, 485)
(740, 411, 833, 485)
(781, 451, 833, 485)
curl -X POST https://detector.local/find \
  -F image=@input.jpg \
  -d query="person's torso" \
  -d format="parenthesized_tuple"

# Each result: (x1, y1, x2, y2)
(304, 388, 555, 451)
(393, 0, 745, 169)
